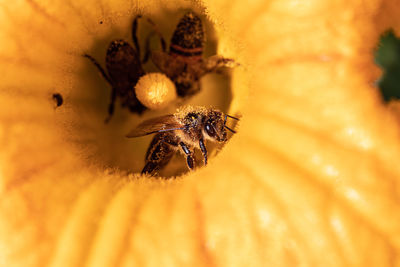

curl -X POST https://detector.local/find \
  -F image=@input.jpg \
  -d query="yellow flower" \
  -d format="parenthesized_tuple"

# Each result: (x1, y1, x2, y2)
(1, 0, 400, 266)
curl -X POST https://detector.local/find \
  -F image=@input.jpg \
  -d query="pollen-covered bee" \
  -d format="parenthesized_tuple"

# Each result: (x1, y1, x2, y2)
(126, 106, 239, 175)
(84, 15, 166, 122)
(151, 11, 236, 97)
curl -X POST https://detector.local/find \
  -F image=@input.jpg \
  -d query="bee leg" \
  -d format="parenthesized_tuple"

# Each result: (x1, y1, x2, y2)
(144, 17, 166, 51)
(83, 54, 113, 85)
(104, 88, 117, 123)
(199, 138, 207, 165)
(132, 15, 142, 58)
(142, 32, 154, 64)
(142, 19, 167, 63)
(179, 142, 195, 170)
(202, 55, 237, 75)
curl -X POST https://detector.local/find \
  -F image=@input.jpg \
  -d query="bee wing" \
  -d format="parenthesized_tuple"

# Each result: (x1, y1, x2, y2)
(152, 51, 185, 77)
(126, 115, 184, 138)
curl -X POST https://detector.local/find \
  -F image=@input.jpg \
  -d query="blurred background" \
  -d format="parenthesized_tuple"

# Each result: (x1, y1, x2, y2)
(375, 30, 400, 101)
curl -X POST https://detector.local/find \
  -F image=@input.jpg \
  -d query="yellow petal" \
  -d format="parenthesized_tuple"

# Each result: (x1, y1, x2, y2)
(1, 0, 400, 266)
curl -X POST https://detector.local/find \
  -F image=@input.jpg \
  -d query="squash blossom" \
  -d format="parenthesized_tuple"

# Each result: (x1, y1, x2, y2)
(1, 0, 400, 266)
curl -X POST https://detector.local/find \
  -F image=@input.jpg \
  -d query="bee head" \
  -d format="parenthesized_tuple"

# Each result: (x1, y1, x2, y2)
(203, 111, 227, 142)
(203, 110, 239, 142)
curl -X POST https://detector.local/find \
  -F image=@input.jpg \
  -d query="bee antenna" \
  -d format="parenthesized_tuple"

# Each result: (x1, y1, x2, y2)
(226, 114, 239, 120)
(224, 125, 236, 134)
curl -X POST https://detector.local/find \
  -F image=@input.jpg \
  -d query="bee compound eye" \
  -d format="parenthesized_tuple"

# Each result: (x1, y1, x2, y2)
(205, 123, 216, 137)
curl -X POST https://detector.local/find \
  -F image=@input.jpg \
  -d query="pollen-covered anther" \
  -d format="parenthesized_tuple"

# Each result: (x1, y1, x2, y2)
(135, 73, 177, 110)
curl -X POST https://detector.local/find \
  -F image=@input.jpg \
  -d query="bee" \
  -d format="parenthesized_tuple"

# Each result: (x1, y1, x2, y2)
(126, 106, 239, 175)
(150, 11, 236, 97)
(84, 15, 166, 122)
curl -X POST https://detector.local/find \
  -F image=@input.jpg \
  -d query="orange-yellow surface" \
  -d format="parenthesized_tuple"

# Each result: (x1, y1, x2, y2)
(0, 0, 400, 266)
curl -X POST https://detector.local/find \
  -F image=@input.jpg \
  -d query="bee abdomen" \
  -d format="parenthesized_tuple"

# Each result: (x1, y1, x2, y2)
(142, 133, 179, 174)
(106, 40, 138, 64)
(170, 12, 204, 58)
(106, 40, 143, 83)
(170, 45, 203, 57)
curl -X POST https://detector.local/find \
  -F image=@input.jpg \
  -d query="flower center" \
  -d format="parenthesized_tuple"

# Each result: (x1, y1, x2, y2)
(64, 8, 238, 178)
